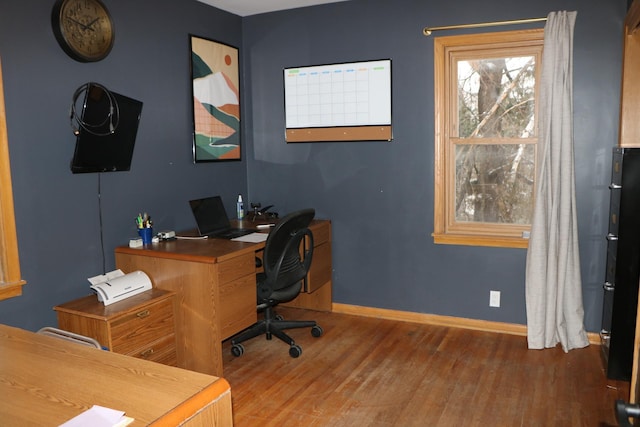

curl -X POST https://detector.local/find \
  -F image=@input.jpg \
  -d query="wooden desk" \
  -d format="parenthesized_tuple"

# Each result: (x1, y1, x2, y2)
(114, 219, 332, 376)
(115, 238, 259, 377)
(0, 324, 232, 426)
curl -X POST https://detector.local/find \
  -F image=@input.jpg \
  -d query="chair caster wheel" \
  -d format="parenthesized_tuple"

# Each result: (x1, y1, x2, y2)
(311, 325, 323, 337)
(289, 344, 302, 358)
(231, 343, 244, 357)
(275, 314, 284, 321)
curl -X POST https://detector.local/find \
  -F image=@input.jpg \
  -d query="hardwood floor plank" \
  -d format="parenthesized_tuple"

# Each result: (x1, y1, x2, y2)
(222, 307, 629, 426)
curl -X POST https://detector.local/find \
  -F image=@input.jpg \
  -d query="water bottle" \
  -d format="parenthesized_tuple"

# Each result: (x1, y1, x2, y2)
(236, 195, 244, 219)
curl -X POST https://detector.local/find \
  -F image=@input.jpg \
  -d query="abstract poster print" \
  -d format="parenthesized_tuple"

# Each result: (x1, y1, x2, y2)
(190, 35, 240, 162)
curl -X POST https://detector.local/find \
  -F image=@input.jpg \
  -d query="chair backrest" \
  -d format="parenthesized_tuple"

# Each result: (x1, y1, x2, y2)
(262, 208, 315, 293)
(37, 327, 102, 349)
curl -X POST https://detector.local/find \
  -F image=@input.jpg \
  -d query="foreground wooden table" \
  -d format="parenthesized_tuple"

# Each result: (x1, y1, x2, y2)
(0, 324, 232, 426)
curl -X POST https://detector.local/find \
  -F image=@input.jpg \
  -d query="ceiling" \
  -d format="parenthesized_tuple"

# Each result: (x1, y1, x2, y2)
(195, 0, 350, 16)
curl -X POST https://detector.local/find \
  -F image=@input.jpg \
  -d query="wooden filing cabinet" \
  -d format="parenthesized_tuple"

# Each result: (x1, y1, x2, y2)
(54, 288, 177, 366)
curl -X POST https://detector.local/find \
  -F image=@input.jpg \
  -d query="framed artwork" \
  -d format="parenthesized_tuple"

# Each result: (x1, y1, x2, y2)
(190, 35, 240, 162)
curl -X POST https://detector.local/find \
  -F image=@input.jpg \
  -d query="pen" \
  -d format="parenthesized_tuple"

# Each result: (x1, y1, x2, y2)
(135, 213, 153, 228)
(256, 224, 275, 229)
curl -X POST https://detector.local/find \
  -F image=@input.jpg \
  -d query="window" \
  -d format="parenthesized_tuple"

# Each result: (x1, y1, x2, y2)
(0, 58, 25, 300)
(433, 30, 544, 248)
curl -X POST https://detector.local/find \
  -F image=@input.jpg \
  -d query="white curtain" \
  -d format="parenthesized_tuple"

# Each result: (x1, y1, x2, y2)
(525, 11, 589, 352)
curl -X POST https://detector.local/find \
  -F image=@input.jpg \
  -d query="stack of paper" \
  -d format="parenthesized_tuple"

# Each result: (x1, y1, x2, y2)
(59, 405, 134, 427)
(231, 232, 269, 243)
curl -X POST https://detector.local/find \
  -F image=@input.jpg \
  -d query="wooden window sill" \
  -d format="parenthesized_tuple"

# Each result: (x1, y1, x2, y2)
(0, 280, 26, 301)
(432, 233, 529, 249)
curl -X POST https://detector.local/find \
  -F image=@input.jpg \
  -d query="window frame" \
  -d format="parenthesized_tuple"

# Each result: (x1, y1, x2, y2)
(432, 29, 544, 248)
(0, 58, 25, 300)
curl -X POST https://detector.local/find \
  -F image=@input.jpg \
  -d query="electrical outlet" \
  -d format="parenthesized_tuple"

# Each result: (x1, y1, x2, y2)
(489, 290, 501, 308)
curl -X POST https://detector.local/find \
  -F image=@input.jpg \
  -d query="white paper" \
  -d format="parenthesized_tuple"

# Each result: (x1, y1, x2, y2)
(87, 269, 125, 286)
(231, 232, 269, 243)
(59, 405, 129, 427)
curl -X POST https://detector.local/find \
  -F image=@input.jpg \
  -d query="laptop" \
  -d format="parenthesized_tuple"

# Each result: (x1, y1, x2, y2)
(189, 195, 254, 239)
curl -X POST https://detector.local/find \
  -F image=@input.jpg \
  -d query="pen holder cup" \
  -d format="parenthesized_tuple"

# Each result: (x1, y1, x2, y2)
(138, 228, 153, 245)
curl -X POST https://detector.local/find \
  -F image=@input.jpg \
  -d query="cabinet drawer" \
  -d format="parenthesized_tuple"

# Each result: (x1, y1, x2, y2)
(307, 241, 331, 293)
(126, 334, 177, 366)
(609, 211, 619, 236)
(310, 221, 331, 246)
(217, 252, 256, 284)
(219, 273, 257, 340)
(111, 298, 175, 354)
(611, 150, 622, 185)
(605, 244, 617, 284)
(602, 286, 615, 334)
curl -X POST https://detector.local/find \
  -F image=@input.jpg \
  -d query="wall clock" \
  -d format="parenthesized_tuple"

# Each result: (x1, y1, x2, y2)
(51, 0, 115, 62)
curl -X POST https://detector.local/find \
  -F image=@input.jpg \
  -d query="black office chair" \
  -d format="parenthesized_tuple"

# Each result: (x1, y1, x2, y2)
(230, 208, 323, 358)
(616, 399, 640, 426)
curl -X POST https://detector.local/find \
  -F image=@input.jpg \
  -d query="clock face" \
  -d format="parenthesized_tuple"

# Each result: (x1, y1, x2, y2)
(52, 0, 114, 62)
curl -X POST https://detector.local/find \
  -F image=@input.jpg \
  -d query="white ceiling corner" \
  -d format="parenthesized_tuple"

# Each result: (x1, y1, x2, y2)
(195, 0, 350, 17)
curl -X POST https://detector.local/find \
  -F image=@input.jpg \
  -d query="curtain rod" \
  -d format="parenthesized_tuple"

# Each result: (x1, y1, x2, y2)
(423, 17, 547, 36)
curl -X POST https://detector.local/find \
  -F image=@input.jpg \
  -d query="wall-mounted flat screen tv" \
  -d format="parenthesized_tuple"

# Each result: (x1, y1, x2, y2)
(70, 84, 143, 173)
(283, 59, 392, 142)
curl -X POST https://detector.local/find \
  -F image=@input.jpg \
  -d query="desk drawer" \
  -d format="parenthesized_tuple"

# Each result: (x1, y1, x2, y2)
(219, 273, 257, 340)
(217, 252, 256, 284)
(310, 221, 331, 246)
(111, 298, 175, 354)
(128, 334, 177, 366)
(307, 241, 331, 293)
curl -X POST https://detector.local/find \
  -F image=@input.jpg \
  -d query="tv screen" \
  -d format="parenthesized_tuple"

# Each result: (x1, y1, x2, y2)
(70, 84, 143, 173)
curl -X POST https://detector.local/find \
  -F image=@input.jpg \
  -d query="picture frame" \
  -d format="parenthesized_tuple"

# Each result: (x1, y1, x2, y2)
(189, 35, 240, 162)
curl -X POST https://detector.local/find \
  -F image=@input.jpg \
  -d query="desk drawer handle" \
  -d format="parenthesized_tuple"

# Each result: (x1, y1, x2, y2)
(136, 310, 150, 319)
(140, 348, 155, 357)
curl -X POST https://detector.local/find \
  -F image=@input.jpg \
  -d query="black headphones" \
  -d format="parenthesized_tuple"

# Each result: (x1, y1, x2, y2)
(69, 82, 119, 136)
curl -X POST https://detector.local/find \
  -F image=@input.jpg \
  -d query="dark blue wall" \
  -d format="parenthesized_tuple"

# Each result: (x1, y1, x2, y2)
(241, 0, 626, 332)
(0, 0, 246, 329)
(0, 0, 627, 334)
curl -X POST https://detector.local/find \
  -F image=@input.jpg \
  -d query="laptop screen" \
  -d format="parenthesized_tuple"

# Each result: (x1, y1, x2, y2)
(189, 196, 232, 236)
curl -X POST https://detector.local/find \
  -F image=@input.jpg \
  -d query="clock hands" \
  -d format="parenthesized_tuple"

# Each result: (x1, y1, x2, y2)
(85, 17, 100, 29)
(65, 16, 89, 30)
(65, 16, 100, 31)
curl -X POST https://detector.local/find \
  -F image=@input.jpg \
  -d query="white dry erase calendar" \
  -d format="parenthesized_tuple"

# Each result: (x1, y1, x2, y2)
(283, 59, 392, 142)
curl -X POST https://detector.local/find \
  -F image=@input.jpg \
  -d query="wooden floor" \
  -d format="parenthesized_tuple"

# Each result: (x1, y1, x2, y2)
(222, 307, 629, 427)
